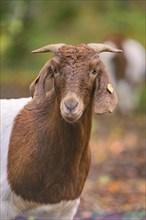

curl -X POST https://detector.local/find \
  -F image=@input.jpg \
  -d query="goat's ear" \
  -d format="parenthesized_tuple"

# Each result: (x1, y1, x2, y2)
(94, 62, 118, 114)
(29, 60, 53, 105)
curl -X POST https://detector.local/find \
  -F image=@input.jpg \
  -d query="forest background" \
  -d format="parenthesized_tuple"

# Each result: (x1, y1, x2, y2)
(1, 0, 145, 88)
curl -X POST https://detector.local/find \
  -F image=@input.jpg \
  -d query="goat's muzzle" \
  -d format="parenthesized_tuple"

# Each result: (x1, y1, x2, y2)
(60, 93, 83, 123)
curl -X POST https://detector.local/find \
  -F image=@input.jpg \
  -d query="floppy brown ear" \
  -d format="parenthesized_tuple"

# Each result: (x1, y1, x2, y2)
(29, 60, 53, 105)
(94, 61, 118, 114)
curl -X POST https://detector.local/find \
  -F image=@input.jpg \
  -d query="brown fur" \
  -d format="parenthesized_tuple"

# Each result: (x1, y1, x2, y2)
(8, 44, 117, 204)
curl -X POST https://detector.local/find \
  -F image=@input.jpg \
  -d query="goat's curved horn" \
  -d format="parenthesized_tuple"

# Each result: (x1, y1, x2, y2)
(87, 43, 122, 53)
(32, 43, 66, 53)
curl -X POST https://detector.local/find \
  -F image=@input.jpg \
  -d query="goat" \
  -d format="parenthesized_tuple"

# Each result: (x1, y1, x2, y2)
(100, 33, 146, 114)
(0, 43, 121, 220)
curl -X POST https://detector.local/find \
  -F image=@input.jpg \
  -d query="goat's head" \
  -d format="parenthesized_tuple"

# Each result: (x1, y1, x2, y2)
(30, 43, 122, 123)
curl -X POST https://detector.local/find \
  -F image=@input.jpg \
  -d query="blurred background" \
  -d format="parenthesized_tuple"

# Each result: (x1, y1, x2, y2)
(1, 0, 145, 219)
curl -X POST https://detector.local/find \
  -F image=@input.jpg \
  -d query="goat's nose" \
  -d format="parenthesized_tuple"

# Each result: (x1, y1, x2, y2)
(64, 99, 78, 111)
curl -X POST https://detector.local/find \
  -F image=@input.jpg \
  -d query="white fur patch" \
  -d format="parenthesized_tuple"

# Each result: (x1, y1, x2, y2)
(0, 98, 80, 219)
(1, 189, 80, 219)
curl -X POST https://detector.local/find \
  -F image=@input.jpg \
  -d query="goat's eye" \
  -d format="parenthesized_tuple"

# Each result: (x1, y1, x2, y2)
(53, 69, 58, 75)
(91, 69, 97, 75)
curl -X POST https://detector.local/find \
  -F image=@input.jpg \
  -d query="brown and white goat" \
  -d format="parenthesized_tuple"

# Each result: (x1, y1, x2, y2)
(0, 43, 121, 219)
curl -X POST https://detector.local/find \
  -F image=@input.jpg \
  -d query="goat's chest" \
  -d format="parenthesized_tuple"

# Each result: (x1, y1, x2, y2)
(8, 141, 91, 204)
(8, 139, 91, 204)
(7, 108, 91, 204)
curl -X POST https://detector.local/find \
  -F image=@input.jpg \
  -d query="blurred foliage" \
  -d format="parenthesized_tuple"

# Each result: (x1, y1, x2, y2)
(1, 0, 145, 72)
(136, 84, 146, 113)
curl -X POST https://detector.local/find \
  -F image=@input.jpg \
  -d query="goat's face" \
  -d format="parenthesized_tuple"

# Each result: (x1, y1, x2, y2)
(30, 44, 121, 123)
(52, 45, 100, 123)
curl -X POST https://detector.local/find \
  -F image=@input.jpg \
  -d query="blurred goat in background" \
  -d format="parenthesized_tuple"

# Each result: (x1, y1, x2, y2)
(100, 33, 146, 115)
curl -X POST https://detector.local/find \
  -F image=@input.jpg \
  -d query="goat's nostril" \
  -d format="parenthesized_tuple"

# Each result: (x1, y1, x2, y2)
(64, 100, 78, 111)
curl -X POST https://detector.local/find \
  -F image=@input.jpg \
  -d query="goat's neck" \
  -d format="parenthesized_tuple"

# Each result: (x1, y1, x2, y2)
(38, 93, 93, 162)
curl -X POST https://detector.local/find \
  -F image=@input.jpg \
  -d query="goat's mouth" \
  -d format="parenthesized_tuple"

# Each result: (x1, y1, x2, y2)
(61, 110, 83, 123)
